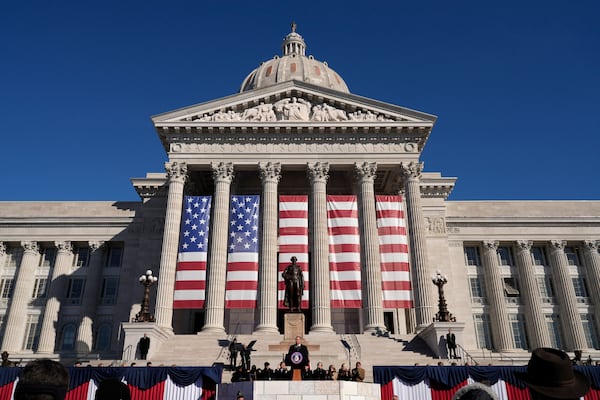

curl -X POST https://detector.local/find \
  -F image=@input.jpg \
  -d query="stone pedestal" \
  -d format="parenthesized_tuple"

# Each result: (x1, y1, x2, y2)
(218, 381, 381, 400)
(284, 313, 305, 340)
(417, 322, 465, 359)
(121, 322, 172, 361)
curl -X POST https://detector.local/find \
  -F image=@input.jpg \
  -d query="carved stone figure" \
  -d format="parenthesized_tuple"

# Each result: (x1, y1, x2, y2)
(282, 256, 304, 311)
(275, 97, 311, 120)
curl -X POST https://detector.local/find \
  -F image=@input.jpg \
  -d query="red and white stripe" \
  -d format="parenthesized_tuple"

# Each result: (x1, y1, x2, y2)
(376, 195, 412, 308)
(278, 195, 309, 309)
(327, 195, 362, 308)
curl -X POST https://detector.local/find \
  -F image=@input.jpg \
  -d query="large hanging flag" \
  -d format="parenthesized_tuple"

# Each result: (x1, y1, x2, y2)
(174, 196, 212, 309)
(376, 195, 412, 308)
(225, 195, 260, 308)
(327, 195, 362, 308)
(278, 195, 309, 309)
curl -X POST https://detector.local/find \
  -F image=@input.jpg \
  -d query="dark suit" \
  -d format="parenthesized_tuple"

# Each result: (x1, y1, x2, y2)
(287, 343, 309, 370)
(446, 332, 457, 358)
(138, 336, 150, 360)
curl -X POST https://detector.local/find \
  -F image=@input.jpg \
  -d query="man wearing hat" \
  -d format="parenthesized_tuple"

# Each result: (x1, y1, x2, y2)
(517, 348, 590, 400)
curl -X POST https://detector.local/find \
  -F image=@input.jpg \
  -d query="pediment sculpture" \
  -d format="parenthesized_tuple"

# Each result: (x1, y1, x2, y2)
(193, 98, 395, 122)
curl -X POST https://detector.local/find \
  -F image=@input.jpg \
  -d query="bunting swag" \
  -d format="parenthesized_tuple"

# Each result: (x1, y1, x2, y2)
(327, 195, 361, 308)
(375, 195, 412, 308)
(174, 196, 212, 309)
(1, 366, 220, 400)
(278, 195, 309, 309)
(225, 195, 260, 308)
(373, 365, 600, 400)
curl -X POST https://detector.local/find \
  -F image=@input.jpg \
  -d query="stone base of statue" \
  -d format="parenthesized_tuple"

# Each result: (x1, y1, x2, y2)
(417, 322, 465, 359)
(217, 381, 381, 400)
(267, 313, 320, 352)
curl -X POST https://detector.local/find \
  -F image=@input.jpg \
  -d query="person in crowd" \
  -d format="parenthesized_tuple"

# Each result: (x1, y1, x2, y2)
(14, 359, 69, 400)
(1, 351, 16, 367)
(516, 347, 590, 400)
(351, 361, 365, 382)
(452, 382, 497, 400)
(229, 338, 239, 368)
(138, 333, 150, 360)
(446, 328, 457, 359)
(312, 362, 327, 380)
(258, 361, 274, 380)
(302, 364, 312, 380)
(249, 365, 258, 381)
(337, 363, 351, 381)
(236, 391, 245, 400)
(231, 365, 250, 382)
(95, 378, 131, 400)
(275, 361, 289, 380)
(326, 364, 337, 380)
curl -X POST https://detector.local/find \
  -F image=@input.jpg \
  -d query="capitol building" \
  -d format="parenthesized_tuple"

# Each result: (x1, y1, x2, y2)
(1, 25, 600, 367)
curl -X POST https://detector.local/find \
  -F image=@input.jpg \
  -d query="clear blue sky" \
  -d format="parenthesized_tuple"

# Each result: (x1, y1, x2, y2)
(2, 1, 598, 201)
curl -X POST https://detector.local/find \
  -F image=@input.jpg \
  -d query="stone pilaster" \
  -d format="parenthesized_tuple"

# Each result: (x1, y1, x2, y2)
(255, 162, 281, 333)
(37, 241, 73, 354)
(582, 240, 600, 343)
(355, 162, 384, 332)
(203, 162, 234, 333)
(155, 161, 187, 330)
(399, 162, 434, 329)
(480, 240, 514, 351)
(514, 240, 551, 349)
(307, 162, 334, 332)
(1, 241, 39, 352)
(547, 240, 587, 350)
(76, 241, 104, 354)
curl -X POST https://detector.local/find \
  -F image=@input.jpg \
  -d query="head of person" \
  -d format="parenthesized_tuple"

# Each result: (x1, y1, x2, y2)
(355, 361, 361, 368)
(317, 362, 323, 369)
(516, 348, 590, 400)
(95, 378, 130, 400)
(14, 359, 69, 400)
(295, 336, 301, 345)
(452, 382, 497, 400)
(1, 351, 9, 360)
(264, 361, 270, 368)
(236, 391, 245, 400)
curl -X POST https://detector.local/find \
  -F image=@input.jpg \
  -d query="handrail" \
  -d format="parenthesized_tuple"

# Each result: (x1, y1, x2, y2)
(122, 344, 133, 361)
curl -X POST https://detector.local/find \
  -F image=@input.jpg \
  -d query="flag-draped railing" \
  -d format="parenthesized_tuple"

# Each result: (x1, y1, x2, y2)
(374, 365, 600, 400)
(0, 365, 221, 400)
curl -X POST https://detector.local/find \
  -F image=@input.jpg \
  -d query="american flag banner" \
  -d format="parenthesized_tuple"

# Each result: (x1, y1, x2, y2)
(376, 195, 412, 308)
(278, 195, 309, 309)
(174, 196, 212, 309)
(225, 195, 260, 308)
(327, 195, 362, 308)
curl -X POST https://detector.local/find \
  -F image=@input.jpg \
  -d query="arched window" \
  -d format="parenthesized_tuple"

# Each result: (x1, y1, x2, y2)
(94, 323, 112, 351)
(61, 324, 76, 351)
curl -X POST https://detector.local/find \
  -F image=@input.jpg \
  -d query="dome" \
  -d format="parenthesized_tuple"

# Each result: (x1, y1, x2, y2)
(240, 23, 350, 94)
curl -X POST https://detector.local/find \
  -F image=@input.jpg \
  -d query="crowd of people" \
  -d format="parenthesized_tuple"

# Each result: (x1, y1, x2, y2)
(231, 360, 365, 382)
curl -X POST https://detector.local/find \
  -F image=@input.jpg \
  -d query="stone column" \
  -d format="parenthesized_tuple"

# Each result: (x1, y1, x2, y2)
(582, 240, 600, 342)
(154, 161, 187, 331)
(399, 162, 434, 328)
(37, 241, 73, 354)
(481, 240, 514, 351)
(547, 240, 587, 350)
(202, 162, 234, 333)
(255, 162, 281, 334)
(1, 241, 39, 352)
(308, 162, 334, 332)
(76, 241, 105, 353)
(355, 162, 385, 332)
(514, 240, 551, 349)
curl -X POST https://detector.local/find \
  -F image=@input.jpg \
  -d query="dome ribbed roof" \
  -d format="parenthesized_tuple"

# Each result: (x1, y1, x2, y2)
(240, 23, 349, 93)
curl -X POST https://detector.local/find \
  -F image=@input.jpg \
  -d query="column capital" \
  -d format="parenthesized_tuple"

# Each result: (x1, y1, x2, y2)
(549, 240, 567, 252)
(88, 241, 105, 251)
(399, 161, 423, 181)
(165, 161, 188, 182)
(55, 241, 73, 253)
(482, 240, 499, 251)
(258, 162, 281, 183)
(211, 162, 234, 184)
(582, 240, 599, 253)
(515, 240, 533, 251)
(307, 162, 329, 183)
(21, 241, 39, 253)
(354, 161, 377, 182)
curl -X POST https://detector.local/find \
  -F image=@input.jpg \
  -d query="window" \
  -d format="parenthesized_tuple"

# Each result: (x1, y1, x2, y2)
(537, 277, 554, 302)
(23, 315, 40, 350)
(94, 323, 112, 351)
(503, 277, 520, 297)
(32, 278, 48, 299)
(0, 278, 14, 300)
(464, 247, 481, 266)
(66, 278, 85, 304)
(73, 247, 90, 268)
(101, 277, 119, 305)
(581, 314, 599, 349)
(4, 246, 22, 268)
(545, 314, 562, 350)
(531, 246, 547, 266)
(60, 324, 77, 351)
(38, 247, 56, 268)
(497, 246, 514, 266)
(573, 277, 588, 298)
(565, 246, 580, 266)
(469, 277, 486, 303)
(105, 246, 123, 268)
(510, 314, 528, 349)
(473, 314, 493, 349)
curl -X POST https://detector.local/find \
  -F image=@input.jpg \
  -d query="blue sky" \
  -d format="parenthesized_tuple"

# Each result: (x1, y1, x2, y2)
(1, 1, 598, 201)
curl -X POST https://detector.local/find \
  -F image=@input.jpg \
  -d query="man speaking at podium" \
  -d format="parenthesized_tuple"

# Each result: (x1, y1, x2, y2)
(286, 336, 309, 380)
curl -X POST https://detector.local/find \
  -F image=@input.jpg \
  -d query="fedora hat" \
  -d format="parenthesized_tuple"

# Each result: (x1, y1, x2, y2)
(516, 348, 589, 399)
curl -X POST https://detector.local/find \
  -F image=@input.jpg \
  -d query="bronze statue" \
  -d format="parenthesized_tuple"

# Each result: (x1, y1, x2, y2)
(282, 256, 304, 312)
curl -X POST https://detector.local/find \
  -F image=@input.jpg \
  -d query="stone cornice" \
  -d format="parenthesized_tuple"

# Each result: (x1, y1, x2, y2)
(130, 173, 168, 199)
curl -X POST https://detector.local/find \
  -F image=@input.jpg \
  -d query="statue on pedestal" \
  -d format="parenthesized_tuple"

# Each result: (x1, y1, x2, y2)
(282, 256, 304, 312)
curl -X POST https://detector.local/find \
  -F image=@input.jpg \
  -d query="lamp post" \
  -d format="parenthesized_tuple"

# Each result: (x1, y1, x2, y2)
(432, 270, 456, 322)
(134, 269, 158, 323)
